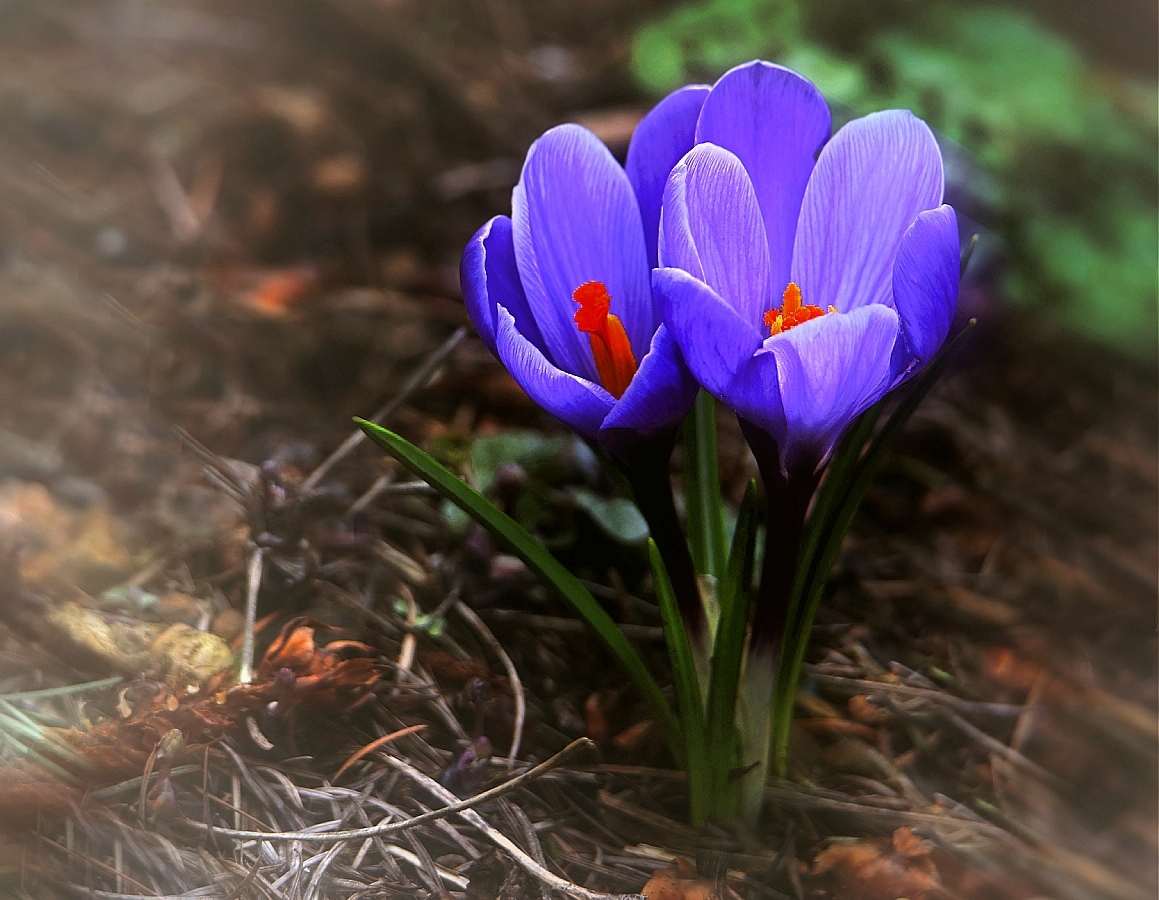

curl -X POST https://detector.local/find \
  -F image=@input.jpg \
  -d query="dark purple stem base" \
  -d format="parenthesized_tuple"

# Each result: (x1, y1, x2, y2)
(740, 421, 818, 659)
(622, 431, 708, 644)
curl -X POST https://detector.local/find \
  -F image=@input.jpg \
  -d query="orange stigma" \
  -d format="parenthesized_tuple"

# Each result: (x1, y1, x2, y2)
(573, 281, 638, 399)
(764, 282, 834, 336)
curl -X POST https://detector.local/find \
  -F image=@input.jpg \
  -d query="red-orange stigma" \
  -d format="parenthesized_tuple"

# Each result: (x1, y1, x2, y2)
(573, 281, 638, 399)
(764, 282, 834, 336)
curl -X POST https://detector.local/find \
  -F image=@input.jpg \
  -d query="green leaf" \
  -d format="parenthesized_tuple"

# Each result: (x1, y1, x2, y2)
(790, 404, 881, 615)
(568, 488, 650, 545)
(703, 479, 758, 821)
(682, 391, 728, 579)
(650, 539, 709, 824)
(357, 420, 681, 755)
(769, 321, 977, 775)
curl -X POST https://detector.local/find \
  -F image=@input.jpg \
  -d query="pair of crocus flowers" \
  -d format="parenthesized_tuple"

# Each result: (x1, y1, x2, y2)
(463, 60, 959, 483)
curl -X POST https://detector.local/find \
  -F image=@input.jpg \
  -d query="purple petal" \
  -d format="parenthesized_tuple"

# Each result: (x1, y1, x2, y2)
(494, 305, 614, 442)
(891, 205, 960, 379)
(696, 60, 830, 292)
(659, 144, 772, 328)
(626, 85, 710, 269)
(599, 325, 699, 461)
(512, 124, 653, 384)
(728, 305, 899, 474)
(461, 216, 544, 358)
(792, 110, 944, 314)
(652, 267, 764, 400)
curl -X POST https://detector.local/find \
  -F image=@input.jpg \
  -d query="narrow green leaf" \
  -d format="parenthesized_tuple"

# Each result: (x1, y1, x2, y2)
(682, 391, 727, 579)
(789, 405, 881, 620)
(798, 320, 979, 625)
(703, 479, 758, 821)
(961, 233, 980, 278)
(650, 539, 709, 824)
(769, 321, 977, 774)
(357, 420, 681, 755)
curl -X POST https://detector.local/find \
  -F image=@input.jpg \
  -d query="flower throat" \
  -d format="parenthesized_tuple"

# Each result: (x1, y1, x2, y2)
(573, 281, 638, 398)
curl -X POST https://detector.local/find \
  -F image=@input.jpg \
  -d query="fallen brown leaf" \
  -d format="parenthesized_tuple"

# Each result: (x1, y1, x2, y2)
(809, 827, 1038, 900)
(643, 859, 737, 900)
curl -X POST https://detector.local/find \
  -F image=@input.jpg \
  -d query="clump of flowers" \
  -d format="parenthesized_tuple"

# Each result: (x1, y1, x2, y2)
(362, 60, 969, 828)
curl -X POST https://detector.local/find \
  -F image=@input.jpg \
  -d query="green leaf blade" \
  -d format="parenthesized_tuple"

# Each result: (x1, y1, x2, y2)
(357, 420, 681, 754)
(703, 479, 759, 821)
(683, 391, 728, 580)
(650, 539, 708, 822)
(769, 321, 977, 775)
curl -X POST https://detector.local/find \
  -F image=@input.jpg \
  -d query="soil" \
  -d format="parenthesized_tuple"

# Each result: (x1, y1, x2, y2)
(0, 2, 1154, 898)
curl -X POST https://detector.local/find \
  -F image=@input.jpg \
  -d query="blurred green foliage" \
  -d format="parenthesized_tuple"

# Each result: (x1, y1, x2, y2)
(632, 1, 1158, 355)
(435, 429, 650, 548)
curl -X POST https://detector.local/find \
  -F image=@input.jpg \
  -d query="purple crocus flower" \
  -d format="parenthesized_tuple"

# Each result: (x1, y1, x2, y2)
(461, 87, 714, 639)
(653, 61, 960, 482)
(461, 86, 712, 463)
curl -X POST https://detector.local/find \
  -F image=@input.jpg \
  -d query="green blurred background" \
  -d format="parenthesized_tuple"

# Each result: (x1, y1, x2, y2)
(629, 0, 1158, 357)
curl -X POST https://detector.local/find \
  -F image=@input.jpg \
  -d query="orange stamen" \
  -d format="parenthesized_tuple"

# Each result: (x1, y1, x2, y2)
(763, 282, 831, 335)
(573, 281, 638, 399)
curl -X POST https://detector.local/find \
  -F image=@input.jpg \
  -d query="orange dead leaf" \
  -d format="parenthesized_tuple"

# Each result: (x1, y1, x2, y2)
(643, 860, 733, 900)
(809, 827, 1038, 900)
(584, 692, 610, 743)
(333, 724, 427, 782)
(260, 619, 324, 673)
(611, 719, 654, 753)
(811, 829, 947, 900)
(252, 268, 318, 314)
(981, 645, 1044, 694)
(418, 650, 504, 688)
(210, 265, 319, 317)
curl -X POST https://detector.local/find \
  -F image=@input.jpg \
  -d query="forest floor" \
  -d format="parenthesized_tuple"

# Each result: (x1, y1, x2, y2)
(0, 2, 1154, 898)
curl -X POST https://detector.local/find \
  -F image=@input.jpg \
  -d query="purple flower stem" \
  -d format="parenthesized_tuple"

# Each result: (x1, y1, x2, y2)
(621, 431, 708, 645)
(741, 422, 819, 662)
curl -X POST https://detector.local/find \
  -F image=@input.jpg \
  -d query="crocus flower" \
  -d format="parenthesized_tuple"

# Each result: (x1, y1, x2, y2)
(461, 86, 712, 463)
(654, 61, 960, 481)
(461, 87, 715, 640)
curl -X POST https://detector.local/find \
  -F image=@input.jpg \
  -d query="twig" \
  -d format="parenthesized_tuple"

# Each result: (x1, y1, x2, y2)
(303, 841, 344, 899)
(381, 844, 469, 890)
(939, 707, 1064, 788)
(505, 800, 552, 900)
(35, 835, 157, 896)
(803, 667, 1027, 717)
(394, 584, 417, 685)
(346, 475, 439, 518)
(300, 326, 466, 494)
(380, 750, 646, 900)
(762, 780, 1012, 842)
(345, 470, 394, 518)
(187, 737, 597, 844)
(149, 152, 201, 241)
(173, 427, 254, 499)
(238, 546, 264, 685)
(454, 599, 526, 768)
(333, 724, 428, 782)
